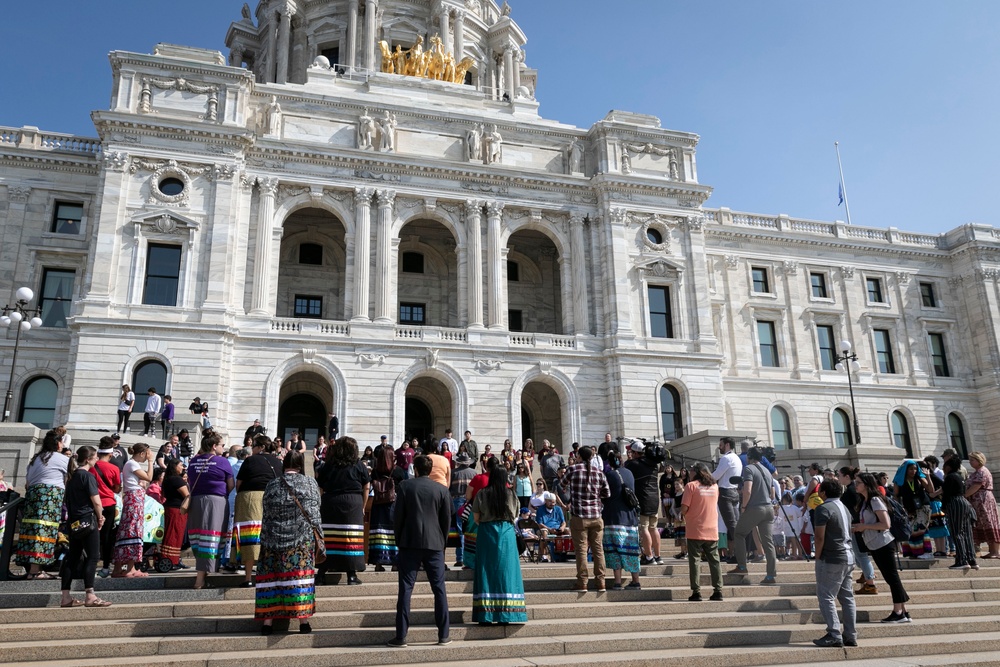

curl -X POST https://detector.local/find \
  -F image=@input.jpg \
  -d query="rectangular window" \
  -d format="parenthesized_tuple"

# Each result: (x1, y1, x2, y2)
(51, 202, 83, 234)
(817, 325, 836, 371)
(293, 295, 322, 319)
(920, 282, 937, 308)
(320, 46, 340, 65)
(751, 267, 770, 294)
(298, 243, 323, 265)
(40, 269, 75, 328)
(508, 309, 523, 331)
(929, 333, 950, 377)
(401, 252, 424, 274)
(507, 261, 520, 282)
(143, 244, 182, 306)
(873, 329, 896, 374)
(399, 302, 425, 325)
(866, 277, 884, 303)
(647, 286, 674, 338)
(756, 320, 779, 367)
(810, 272, 828, 298)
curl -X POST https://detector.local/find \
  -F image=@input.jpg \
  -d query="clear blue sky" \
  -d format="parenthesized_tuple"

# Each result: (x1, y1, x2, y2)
(4, 1, 999, 234)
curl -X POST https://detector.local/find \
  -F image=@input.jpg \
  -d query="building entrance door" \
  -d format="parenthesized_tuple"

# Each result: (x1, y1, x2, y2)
(278, 393, 327, 448)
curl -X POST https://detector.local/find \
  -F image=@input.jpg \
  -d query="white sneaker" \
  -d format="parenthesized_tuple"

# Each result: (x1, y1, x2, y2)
(917, 553, 935, 560)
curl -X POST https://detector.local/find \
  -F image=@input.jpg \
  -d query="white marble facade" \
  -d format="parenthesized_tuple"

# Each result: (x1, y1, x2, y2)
(1, 1, 999, 466)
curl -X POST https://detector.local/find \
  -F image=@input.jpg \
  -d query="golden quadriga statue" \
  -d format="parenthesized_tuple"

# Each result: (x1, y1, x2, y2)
(378, 34, 474, 84)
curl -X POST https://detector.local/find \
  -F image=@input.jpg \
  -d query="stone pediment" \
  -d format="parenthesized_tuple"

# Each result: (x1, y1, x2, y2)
(636, 257, 683, 279)
(131, 209, 200, 235)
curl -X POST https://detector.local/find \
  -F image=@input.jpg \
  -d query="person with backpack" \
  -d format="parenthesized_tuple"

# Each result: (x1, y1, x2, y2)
(369, 444, 403, 572)
(852, 472, 911, 623)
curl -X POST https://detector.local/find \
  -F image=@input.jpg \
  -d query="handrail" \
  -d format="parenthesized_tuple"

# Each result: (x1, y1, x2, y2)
(0, 496, 26, 581)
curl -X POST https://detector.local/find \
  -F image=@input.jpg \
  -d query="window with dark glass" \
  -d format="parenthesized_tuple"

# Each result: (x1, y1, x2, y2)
(320, 46, 340, 65)
(817, 325, 836, 371)
(929, 333, 950, 376)
(293, 295, 322, 319)
(51, 202, 83, 234)
(158, 178, 185, 196)
(507, 261, 520, 282)
(143, 244, 182, 306)
(508, 309, 523, 331)
(948, 413, 968, 459)
(646, 228, 663, 245)
(399, 302, 425, 324)
(298, 243, 323, 265)
(920, 282, 937, 308)
(660, 384, 682, 441)
(757, 320, 779, 367)
(751, 267, 770, 293)
(402, 252, 424, 273)
(19, 376, 57, 429)
(891, 411, 912, 455)
(132, 360, 167, 416)
(833, 408, 853, 448)
(770, 406, 791, 450)
(866, 277, 884, 303)
(874, 329, 896, 374)
(810, 272, 828, 298)
(40, 269, 75, 328)
(648, 286, 674, 338)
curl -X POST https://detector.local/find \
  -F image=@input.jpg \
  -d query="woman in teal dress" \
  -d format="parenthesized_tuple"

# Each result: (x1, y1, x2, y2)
(471, 465, 528, 624)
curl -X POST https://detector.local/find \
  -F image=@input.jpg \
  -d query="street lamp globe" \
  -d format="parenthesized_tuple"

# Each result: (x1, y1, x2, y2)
(15, 287, 33, 303)
(840, 340, 852, 354)
(849, 359, 861, 372)
(29, 316, 43, 328)
(20, 321, 30, 332)
(0, 316, 8, 327)
(835, 362, 845, 372)
(8, 311, 22, 324)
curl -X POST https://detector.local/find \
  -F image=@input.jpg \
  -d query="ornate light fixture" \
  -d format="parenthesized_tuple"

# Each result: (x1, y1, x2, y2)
(2, 287, 43, 422)
(834, 339, 862, 445)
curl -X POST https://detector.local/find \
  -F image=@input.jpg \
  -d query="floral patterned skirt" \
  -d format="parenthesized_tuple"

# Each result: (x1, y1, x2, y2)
(15, 484, 63, 566)
(254, 541, 316, 620)
(113, 488, 146, 564)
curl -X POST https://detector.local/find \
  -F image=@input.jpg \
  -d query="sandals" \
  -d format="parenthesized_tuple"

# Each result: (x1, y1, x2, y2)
(28, 572, 57, 580)
(60, 599, 84, 608)
(84, 598, 113, 608)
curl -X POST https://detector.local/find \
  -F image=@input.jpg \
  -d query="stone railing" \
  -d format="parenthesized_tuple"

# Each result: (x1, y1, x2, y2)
(270, 318, 350, 336)
(395, 326, 468, 343)
(0, 126, 102, 156)
(509, 333, 578, 350)
(706, 207, 943, 250)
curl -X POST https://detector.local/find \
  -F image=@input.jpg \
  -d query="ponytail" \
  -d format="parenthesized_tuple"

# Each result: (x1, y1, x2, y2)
(128, 442, 150, 457)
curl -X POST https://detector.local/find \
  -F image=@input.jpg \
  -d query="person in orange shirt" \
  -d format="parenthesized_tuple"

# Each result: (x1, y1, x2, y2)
(681, 462, 723, 601)
(425, 440, 452, 489)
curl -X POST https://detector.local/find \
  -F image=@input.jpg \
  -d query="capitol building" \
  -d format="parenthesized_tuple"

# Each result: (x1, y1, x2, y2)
(1, 0, 996, 468)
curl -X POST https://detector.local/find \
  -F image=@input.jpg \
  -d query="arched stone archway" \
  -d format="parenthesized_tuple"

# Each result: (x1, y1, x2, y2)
(509, 367, 580, 453)
(404, 377, 452, 443)
(506, 229, 563, 334)
(263, 354, 349, 438)
(521, 381, 563, 451)
(390, 360, 468, 445)
(396, 219, 460, 328)
(278, 370, 333, 446)
(276, 208, 348, 320)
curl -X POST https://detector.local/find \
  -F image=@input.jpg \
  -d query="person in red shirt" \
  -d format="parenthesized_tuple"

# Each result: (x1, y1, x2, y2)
(90, 437, 123, 577)
(462, 456, 499, 570)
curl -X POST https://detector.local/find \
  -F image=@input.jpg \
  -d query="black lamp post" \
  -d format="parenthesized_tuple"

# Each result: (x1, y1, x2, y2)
(834, 339, 862, 445)
(2, 287, 43, 422)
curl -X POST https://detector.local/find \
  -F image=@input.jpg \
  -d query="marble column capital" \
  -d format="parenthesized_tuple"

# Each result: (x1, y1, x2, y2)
(376, 189, 396, 208)
(257, 177, 279, 196)
(354, 186, 376, 206)
(486, 201, 505, 218)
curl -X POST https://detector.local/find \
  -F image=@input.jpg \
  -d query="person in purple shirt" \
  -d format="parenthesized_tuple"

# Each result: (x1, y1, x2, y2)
(395, 440, 415, 477)
(161, 395, 175, 439)
(186, 433, 235, 589)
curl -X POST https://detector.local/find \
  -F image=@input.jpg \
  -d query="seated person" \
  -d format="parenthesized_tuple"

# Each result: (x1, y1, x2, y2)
(516, 507, 540, 540)
(535, 492, 569, 562)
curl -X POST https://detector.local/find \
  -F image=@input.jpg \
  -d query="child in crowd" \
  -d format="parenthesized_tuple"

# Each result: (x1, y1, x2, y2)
(147, 467, 165, 504)
(772, 501, 787, 559)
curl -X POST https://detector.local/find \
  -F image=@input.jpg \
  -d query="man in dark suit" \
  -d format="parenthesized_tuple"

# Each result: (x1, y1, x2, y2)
(389, 455, 452, 647)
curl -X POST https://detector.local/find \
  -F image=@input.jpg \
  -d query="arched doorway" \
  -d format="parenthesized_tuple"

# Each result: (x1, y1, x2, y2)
(396, 219, 459, 327)
(404, 376, 453, 443)
(276, 208, 348, 320)
(507, 229, 563, 334)
(278, 370, 333, 447)
(521, 381, 563, 451)
(132, 359, 168, 416)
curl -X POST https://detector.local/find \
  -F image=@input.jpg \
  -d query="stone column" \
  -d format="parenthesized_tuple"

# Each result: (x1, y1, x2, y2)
(485, 201, 505, 328)
(347, 0, 359, 72)
(373, 189, 396, 323)
(453, 9, 465, 61)
(465, 199, 485, 328)
(439, 10, 450, 48)
(250, 177, 279, 315)
(569, 214, 590, 335)
(512, 48, 522, 96)
(503, 46, 515, 101)
(275, 5, 294, 84)
(352, 187, 375, 321)
(267, 12, 279, 82)
(364, 0, 378, 73)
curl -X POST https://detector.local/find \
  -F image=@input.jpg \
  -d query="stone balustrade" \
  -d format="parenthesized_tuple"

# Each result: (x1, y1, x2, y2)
(0, 125, 102, 156)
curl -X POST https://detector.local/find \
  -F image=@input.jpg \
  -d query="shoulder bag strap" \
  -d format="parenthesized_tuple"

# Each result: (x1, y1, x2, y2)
(280, 476, 324, 541)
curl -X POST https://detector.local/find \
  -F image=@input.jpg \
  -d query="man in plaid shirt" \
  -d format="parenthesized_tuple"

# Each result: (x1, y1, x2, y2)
(564, 446, 610, 591)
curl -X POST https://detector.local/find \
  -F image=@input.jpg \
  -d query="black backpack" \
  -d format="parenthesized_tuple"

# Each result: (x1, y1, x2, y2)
(884, 496, 913, 542)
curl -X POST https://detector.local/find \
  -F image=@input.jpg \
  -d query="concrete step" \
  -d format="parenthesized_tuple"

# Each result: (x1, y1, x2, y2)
(5, 618, 1000, 666)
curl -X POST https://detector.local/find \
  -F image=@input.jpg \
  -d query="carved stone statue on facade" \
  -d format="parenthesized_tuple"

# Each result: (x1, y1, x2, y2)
(358, 109, 375, 150)
(501, 2, 512, 17)
(484, 124, 502, 165)
(621, 147, 632, 175)
(668, 149, 680, 180)
(568, 139, 583, 174)
(466, 123, 483, 161)
(266, 96, 282, 135)
(240, 3, 253, 23)
(378, 111, 397, 152)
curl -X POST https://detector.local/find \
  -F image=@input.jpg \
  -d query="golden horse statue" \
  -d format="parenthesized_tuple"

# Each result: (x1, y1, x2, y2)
(452, 56, 475, 84)
(377, 40, 394, 74)
(376, 35, 473, 85)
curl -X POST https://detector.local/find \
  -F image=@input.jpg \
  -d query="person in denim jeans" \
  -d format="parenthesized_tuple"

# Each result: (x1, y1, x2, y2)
(450, 454, 475, 567)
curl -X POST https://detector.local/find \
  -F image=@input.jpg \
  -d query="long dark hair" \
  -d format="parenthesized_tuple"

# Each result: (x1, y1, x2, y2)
(690, 462, 715, 486)
(329, 437, 359, 467)
(375, 444, 394, 476)
(480, 465, 514, 522)
(29, 429, 64, 468)
(857, 472, 885, 509)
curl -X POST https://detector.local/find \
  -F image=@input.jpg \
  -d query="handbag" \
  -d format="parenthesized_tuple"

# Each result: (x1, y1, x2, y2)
(615, 470, 640, 511)
(179, 461, 207, 516)
(69, 511, 96, 539)
(281, 476, 326, 566)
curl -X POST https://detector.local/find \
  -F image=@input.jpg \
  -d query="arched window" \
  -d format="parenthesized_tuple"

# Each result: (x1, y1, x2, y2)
(891, 410, 912, 457)
(770, 406, 791, 450)
(132, 360, 167, 415)
(659, 384, 682, 441)
(19, 377, 58, 429)
(832, 408, 853, 448)
(948, 413, 968, 459)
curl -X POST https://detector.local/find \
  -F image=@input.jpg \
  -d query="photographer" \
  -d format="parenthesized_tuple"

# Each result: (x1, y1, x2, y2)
(624, 440, 663, 565)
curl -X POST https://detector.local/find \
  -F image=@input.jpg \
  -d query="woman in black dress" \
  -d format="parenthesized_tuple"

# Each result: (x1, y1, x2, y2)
(60, 446, 111, 608)
(317, 436, 371, 584)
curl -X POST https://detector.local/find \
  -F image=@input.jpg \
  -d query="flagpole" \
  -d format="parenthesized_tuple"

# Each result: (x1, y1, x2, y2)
(835, 141, 853, 226)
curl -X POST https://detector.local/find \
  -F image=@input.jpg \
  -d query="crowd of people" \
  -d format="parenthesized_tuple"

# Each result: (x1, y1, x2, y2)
(9, 423, 1000, 650)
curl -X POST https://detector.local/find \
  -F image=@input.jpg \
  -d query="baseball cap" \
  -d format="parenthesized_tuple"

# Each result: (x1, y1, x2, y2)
(629, 440, 645, 453)
(111, 433, 121, 440)
(380, 435, 388, 439)
(519, 507, 530, 514)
